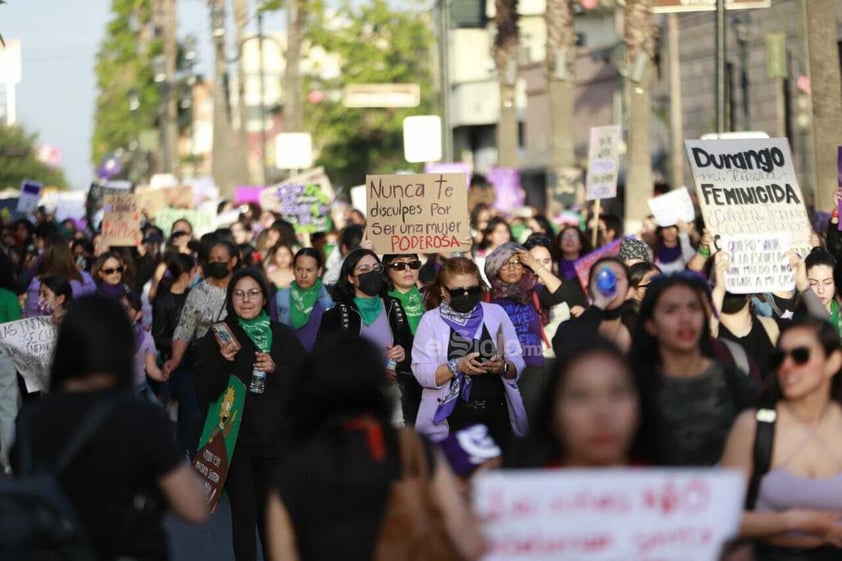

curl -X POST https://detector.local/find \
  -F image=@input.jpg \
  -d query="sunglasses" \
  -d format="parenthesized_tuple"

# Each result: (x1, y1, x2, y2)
(445, 285, 482, 297)
(524, 237, 551, 249)
(388, 260, 421, 271)
(769, 346, 811, 371)
(102, 266, 124, 275)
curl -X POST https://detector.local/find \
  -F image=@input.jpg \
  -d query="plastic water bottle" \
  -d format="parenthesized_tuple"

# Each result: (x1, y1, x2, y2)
(249, 369, 266, 394)
(595, 266, 617, 298)
(385, 358, 397, 371)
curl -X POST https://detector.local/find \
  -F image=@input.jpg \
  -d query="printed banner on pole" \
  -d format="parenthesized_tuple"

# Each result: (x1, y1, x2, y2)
(260, 168, 333, 235)
(101, 194, 141, 247)
(473, 468, 745, 561)
(192, 375, 246, 513)
(585, 125, 622, 201)
(648, 187, 696, 227)
(365, 173, 471, 254)
(0, 316, 56, 393)
(685, 137, 811, 255)
(721, 233, 794, 294)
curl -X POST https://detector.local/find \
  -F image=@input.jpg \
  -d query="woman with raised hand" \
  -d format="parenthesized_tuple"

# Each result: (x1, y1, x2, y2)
(274, 247, 334, 352)
(412, 256, 526, 449)
(722, 319, 842, 560)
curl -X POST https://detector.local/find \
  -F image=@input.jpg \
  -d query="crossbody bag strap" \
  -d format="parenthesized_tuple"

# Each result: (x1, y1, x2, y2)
(746, 407, 777, 510)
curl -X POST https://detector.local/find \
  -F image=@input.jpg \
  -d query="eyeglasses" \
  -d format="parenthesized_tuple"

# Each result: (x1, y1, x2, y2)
(769, 346, 811, 371)
(233, 288, 263, 301)
(523, 237, 551, 250)
(445, 285, 482, 297)
(355, 263, 383, 275)
(388, 260, 421, 271)
(561, 233, 580, 241)
(102, 266, 124, 275)
(502, 260, 523, 270)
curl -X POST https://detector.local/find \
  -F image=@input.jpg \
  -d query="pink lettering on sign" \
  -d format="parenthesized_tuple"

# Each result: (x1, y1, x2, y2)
(641, 478, 710, 516)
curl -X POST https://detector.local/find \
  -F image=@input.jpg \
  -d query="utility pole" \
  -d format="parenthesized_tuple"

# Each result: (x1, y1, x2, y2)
(210, 0, 237, 199)
(714, 0, 726, 134)
(438, 0, 452, 162)
(667, 13, 684, 190)
(284, 0, 304, 132)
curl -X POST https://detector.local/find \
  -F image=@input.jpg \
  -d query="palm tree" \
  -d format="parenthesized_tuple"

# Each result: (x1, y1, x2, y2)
(284, 0, 304, 132)
(623, 0, 657, 228)
(494, 0, 519, 168)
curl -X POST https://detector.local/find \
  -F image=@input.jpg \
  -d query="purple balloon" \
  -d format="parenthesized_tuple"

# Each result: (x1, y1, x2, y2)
(97, 156, 122, 180)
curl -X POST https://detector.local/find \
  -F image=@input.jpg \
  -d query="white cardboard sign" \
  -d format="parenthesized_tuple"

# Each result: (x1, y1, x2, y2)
(473, 469, 744, 561)
(585, 125, 622, 201)
(0, 316, 56, 393)
(648, 187, 696, 227)
(721, 232, 794, 294)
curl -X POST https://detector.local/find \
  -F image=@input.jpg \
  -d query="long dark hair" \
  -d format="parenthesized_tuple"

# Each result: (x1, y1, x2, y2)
(480, 217, 512, 251)
(424, 256, 486, 310)
(41, 274, 73, 305)
(332, 248, 382, 304)
(37, 235, 82, 283)
(158, 253, 196, 296)
(51, 294, 135, 392)
(552, 225, 592, 263)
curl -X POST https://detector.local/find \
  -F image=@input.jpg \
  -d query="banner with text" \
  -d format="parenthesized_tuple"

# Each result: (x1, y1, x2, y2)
(260, 168, 334, 234)
(134, 185, 194, 219)
(585, 125, 622, 201)
(721, 233, 794, 294)
(0, 316, 56, 393)
(101, 194, 141, 247)
(685, 137, 811, 255)
(473, 469, 744, 561)
(365, 173, 471, 254)
(155, 207, 217, 237)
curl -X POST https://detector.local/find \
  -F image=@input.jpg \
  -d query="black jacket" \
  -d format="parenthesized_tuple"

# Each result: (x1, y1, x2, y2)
(195, 318, 306, 456)
(151, 290, 187, 360)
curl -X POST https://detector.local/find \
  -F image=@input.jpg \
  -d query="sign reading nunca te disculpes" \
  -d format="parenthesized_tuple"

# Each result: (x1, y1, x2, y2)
(684, 137, 812, 257)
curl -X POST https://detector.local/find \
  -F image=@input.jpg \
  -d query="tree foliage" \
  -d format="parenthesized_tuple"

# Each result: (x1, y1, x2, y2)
(299, 0, 435, 189)
(90, 0, 161, 167)
(0, 124, 69, 189)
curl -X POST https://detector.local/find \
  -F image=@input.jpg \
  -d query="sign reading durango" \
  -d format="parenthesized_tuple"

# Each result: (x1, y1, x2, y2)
(685, 138, 811, 255)
(365, 173, 471, 254)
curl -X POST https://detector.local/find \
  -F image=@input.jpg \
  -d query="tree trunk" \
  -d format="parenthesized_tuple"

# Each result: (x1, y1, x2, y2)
(494, 0, 519, 168)
(804, 0, 842, 212)
(284, 0, 304, 132)
(624, 0, 656, 230)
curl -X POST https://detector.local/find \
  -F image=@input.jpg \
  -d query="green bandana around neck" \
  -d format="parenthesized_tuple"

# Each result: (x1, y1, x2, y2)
(237, 310, 273, 352)
(389, 287, 423, 334)
(353, 296, 384, 327)
(290, 279, 323, 329)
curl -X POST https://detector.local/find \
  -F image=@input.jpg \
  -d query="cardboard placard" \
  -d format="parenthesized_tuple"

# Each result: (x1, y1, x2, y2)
(192, 376, 246, 513)
(134, 185, 194, 218)
(0, 316, 56, 393)
(260, 168, 333, 234)
(101, 194, 141, 247)
(573, 237, 624, 292)
(585, 125, 622, 201)
(155, 207, 217, 237)
(17, 180, 43, 214)
(473, 469, 744, 561)
(365, 173, 471, 254)
(648, 187, 696, 227)
(685, 137, 811, 256)
(721, 233, 794, 294)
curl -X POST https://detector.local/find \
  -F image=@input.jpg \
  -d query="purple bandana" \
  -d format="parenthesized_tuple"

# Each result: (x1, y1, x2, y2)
(439, 301, 484, 340)
(433, 372, 473, 425)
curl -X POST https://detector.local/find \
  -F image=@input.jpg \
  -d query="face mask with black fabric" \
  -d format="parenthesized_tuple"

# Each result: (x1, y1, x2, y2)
(356, 270, 386, 296)
(721, 292, 749, 314)
(207, 261, 230, 280)
(449, 293, 480, 314)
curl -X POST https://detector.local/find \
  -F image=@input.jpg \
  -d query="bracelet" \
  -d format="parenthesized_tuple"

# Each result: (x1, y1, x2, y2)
(447, 359, 460, 377)
(698, 246, 711, 258)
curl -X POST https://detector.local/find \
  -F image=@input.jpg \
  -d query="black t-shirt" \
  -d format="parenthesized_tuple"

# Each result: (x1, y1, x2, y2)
(12, 390, 183, 561)
(719, 319, 779, 376)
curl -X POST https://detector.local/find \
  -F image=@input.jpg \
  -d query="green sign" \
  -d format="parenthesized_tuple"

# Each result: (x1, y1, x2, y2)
(192, 375, 246, 513)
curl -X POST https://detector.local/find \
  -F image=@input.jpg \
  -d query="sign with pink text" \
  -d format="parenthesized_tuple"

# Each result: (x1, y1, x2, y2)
(473, 469, 744, 561)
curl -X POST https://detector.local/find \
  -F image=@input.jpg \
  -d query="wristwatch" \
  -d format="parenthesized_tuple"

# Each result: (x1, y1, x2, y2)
(502, 362, 510, 375)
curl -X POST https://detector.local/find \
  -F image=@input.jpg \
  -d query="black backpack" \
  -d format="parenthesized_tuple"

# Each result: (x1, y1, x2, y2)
(0, 398, 117, 561)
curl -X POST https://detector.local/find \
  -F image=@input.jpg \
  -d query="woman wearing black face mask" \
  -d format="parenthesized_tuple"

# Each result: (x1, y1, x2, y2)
(412, 256, 527, 450)
(317, 248, 413, 424)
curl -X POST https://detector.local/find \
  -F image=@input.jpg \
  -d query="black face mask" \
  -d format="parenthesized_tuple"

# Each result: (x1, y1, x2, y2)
(356, 270, 385, 296)
(721, 292, 749, 314)
(207, 261, 230, 280)
(449, 293, 480, 314)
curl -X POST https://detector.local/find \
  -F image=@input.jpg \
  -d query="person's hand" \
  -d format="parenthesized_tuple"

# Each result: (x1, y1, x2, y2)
(254, 351, 275, 373)
(482, 355, 505, 375)
(162, 358, 180, 377)
(516, 250, 541, 273)
(786, 249, 809, 292)
(458, 352, 487, 376)
(385, 369, 397, 382)
(700, 229, 713, 251)
(676, 219, 692, 234)
(386, 344, 405, 364)
(713, 249, 730, 296)
(570, 305, 585, 318)
(220, 342, 239, 362)
(782, 509, 840, 538)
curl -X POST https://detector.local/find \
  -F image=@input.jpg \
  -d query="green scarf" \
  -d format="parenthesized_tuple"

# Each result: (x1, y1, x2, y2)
(831, 300, 842, 338)
(389, 287, 423, 335)
(290, 279, 322, 329)
(353, 296, 383, 327)
(237, 310, 273, 352)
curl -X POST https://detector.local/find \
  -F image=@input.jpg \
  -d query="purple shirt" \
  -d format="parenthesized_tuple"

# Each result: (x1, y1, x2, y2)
(24, 272, 96, 318)
(491, 297, 544, 368)
(359, 307, 393, 360)
(294, 300, 325, 352)
(133, 330, 157, 387)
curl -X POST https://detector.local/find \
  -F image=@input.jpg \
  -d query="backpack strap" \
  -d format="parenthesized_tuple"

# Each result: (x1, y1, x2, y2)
(746, 407, 777, 510)
(389, 298, 406, 346)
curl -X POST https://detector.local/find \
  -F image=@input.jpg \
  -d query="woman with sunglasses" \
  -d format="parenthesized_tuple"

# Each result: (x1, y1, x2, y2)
(631, 272, 757, 466)
(412, 257, 527, 449)
(273, 247, 334, 352)
(317, 248, 413, 424)
(92, 251, 130, 299)
(23, 234, 96, 317)
(721, 319, 842, 560)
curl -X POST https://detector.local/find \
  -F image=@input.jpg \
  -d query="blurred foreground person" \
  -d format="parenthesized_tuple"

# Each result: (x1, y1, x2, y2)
(12, 294, 208, 561)
(266, 332, 483, 561)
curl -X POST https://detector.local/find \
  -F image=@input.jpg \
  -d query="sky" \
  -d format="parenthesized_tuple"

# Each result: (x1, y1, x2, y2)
(3, 0, 287, 191)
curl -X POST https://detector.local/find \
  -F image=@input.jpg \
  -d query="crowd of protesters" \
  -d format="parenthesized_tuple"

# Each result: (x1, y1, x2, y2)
(3, 187, 842, 561)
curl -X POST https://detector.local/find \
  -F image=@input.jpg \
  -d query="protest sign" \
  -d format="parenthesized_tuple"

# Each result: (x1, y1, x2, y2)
(487, 168, 525, 214)
(16, 180, 43, 214)
(685, 137, 811, 255)
(0, 316, 56, 393)
(365, 173, 471, 254)
(0, 197, 23, 222)
(234, 186, 263, 205)
(585, 125, 622, 201)
(721, 232, 794, 294)
(648, 187, 696, 227)
(155, 207, 217, 237)
(473, 469, 744, 561)
(574, 237, 623, 292)
(86, 180, 132, 229)
(54, 192, 87, 221)
(424, 162, 472, 186)
(101, 194, 141, 247)
(134, 185, 194, 218)
(192, 376, 246, 513)
(260, 168, 333, 234)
